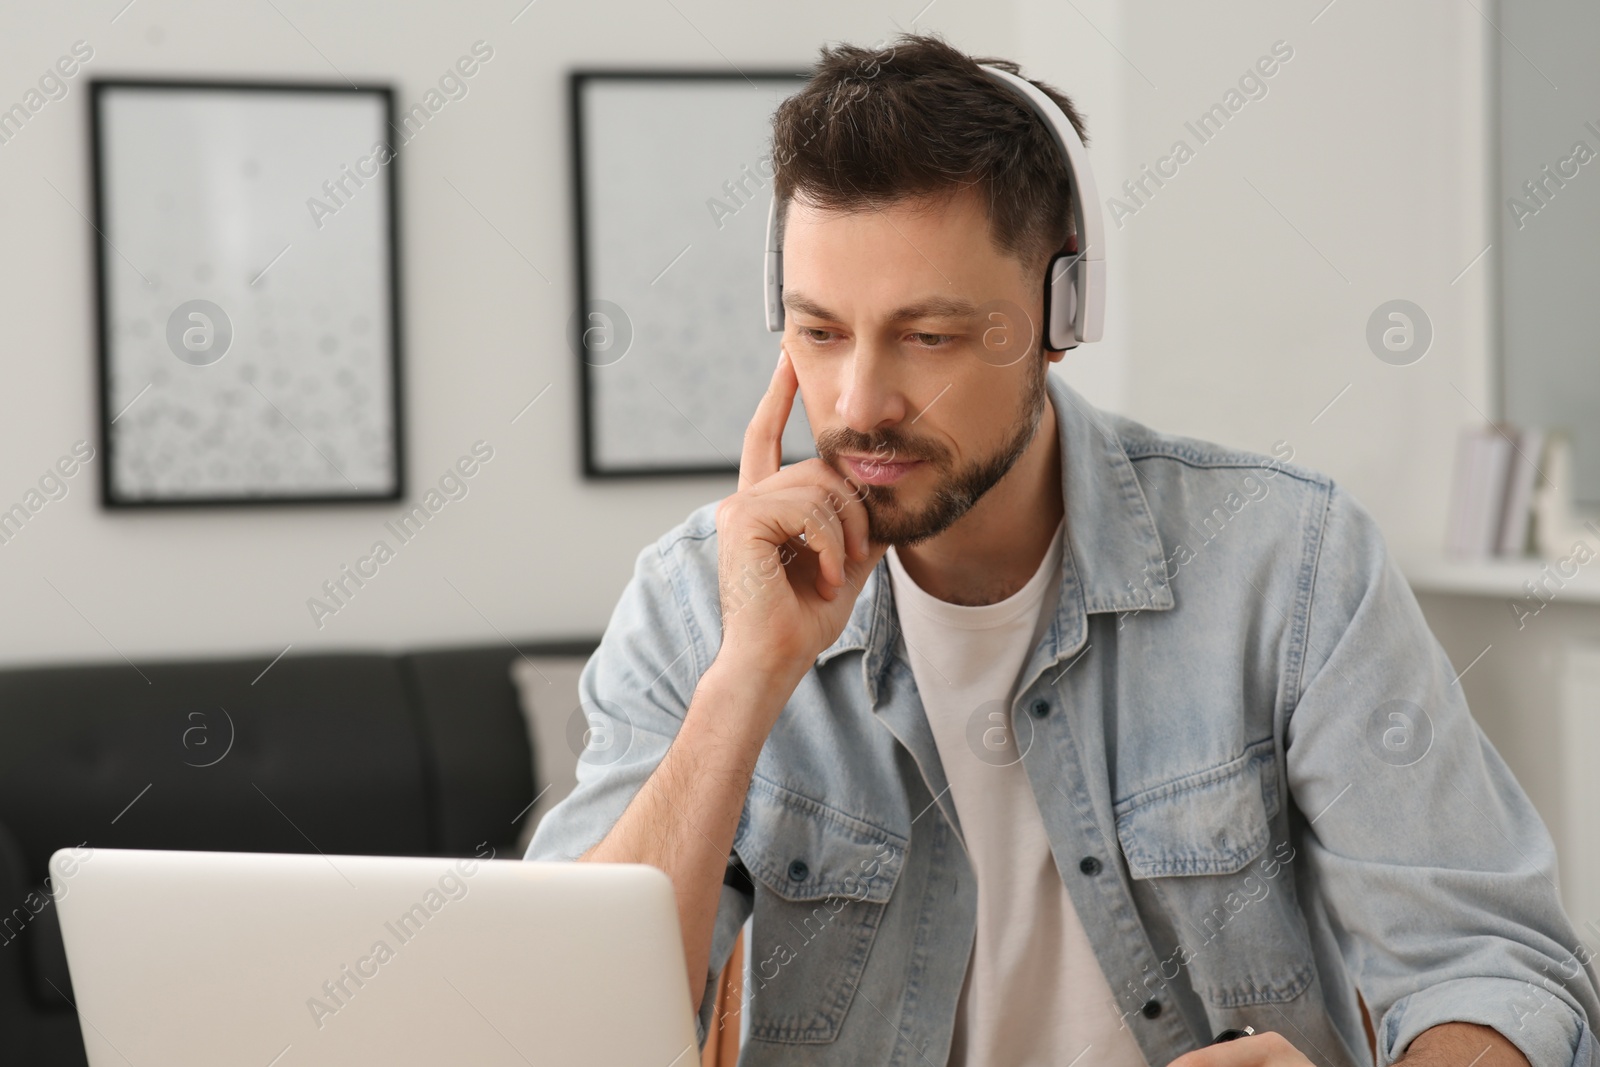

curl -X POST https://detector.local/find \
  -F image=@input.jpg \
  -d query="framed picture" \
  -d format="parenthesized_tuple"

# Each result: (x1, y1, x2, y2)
(90, 78, 405, 507)
(571, 69, 817, 477)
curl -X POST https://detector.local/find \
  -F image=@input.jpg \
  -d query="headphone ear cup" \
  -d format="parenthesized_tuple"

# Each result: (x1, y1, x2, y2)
(1044, 252, 1079, 351)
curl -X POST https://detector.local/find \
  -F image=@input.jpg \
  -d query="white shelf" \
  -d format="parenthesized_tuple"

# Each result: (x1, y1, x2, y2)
(1397, 549, 1600, 605)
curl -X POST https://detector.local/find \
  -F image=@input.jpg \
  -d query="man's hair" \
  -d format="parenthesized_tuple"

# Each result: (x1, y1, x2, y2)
(770, 32, 1089, 279)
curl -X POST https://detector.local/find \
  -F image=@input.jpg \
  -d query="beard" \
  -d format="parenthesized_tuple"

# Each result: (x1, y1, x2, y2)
(814, 356, 1050, 548)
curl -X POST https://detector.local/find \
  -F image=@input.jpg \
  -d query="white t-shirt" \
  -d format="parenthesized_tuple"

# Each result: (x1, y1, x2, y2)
(887, 520, 1148, 1067)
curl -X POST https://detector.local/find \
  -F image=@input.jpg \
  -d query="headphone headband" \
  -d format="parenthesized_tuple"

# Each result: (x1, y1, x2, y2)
(763, 61, 1104, 349)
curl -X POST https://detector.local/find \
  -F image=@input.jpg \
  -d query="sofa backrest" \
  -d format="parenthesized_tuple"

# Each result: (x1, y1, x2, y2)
(0, 652, 434, 880)
(399, 640, 597, 857)
(0, 638, 596, 1025)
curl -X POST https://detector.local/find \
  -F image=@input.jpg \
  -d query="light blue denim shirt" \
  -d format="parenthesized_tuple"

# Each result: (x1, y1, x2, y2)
(527, 373, 1600, 1067)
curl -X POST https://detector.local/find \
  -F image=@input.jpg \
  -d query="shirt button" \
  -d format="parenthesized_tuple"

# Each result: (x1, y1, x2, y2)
(1141, 998, 1162, 1019)
(1079, 856, 1102, 876)
(1030, 699, 1051, 719)
(787, 858, 809, 882)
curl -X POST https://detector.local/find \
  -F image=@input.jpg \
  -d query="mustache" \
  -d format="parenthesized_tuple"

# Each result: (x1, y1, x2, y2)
(815, 427, 948, 466)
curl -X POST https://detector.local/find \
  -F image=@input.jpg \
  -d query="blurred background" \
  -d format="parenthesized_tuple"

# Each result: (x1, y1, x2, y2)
(0, 1, 1597, 1056)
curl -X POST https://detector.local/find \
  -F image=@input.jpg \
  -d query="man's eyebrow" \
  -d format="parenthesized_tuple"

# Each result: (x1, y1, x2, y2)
(781, 292, 840, 321)
(783, 291, 981, 322)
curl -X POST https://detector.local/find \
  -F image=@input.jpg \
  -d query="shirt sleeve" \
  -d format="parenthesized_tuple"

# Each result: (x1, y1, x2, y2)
(523, 534, 755, 1049)
(1284, 483, 1600, 1067)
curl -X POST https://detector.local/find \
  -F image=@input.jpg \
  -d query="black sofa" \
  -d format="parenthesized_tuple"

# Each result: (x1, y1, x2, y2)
(0, 638, 597, 1065)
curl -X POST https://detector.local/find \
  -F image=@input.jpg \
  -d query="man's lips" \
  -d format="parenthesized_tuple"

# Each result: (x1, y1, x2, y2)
(842, 454, 925, 486)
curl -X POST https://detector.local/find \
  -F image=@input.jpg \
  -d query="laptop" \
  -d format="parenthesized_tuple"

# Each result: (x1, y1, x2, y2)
(52, 848, 700, 1066)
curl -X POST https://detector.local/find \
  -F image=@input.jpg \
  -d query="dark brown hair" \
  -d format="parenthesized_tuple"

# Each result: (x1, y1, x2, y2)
(770, 32, 1089, 278)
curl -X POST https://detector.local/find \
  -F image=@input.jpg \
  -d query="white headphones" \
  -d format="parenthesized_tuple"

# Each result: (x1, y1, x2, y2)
(763, 63, 1105, 351)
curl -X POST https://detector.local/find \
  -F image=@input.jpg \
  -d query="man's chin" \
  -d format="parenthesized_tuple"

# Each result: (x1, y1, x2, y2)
(860, 492, 945, 548)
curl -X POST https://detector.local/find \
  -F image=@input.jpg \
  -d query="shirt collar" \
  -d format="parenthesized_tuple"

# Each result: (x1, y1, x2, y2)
(816, 372, 1175, 704)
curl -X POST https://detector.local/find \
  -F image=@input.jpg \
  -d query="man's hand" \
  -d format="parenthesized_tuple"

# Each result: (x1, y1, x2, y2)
(715, 344, 888, 694)
(581, 345, 892, 1009)
(1164, 1023, 1530, 1067)
(1166, 1030, 1313, 1067)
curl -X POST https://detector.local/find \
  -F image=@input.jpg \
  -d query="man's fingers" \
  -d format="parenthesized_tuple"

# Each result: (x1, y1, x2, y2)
(785, 490, 850, 594)
(745, 458, 872, 562)
(748, 488, 850, 593)
(1165, 1031, 1303, 1067)
(739, 345, 798, 492)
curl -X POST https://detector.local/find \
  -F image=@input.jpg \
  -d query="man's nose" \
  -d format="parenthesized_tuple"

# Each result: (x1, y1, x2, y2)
(835, 340, 907, 433)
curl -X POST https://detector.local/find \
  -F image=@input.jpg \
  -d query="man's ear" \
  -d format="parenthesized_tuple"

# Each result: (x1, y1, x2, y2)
(1046, 348, 1067, 364)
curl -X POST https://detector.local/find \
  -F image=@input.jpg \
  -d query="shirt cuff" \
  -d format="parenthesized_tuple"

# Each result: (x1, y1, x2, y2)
(1382, 975, 1591, 1067)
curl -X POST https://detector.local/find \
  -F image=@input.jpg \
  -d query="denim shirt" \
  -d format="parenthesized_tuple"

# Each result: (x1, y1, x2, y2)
(527, 373, 1600, 1067)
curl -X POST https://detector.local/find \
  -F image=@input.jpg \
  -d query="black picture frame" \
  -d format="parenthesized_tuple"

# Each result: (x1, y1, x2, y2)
(89, 77, 406, 508)
(570, 68, 813, 479)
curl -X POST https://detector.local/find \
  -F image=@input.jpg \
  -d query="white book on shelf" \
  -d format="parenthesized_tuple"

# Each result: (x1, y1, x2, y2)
(1475, 428, 1515, 558)
(1496, 426, 1545, 556)
(1445, 425, 1515, 560)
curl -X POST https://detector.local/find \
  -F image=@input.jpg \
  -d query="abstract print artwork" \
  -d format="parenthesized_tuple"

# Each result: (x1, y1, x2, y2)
(91, 80, 403, 506)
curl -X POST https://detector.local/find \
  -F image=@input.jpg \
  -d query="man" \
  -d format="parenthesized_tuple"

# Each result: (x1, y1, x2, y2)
(528, 33, 1600, 1067)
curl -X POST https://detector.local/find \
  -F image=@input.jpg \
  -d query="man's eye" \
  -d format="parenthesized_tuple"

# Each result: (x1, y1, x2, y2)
(799, 327, 834, 343)
(910, 333, 952, 347)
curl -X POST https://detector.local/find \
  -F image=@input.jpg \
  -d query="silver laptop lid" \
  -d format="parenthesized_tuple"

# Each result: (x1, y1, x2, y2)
(53, 848, 698, 1067)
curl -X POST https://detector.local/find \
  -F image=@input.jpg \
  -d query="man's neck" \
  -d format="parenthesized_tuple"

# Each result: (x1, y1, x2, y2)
(893, 397, 1065, 607)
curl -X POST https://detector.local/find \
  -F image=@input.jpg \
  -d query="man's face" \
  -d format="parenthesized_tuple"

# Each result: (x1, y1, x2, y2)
(780, 186, 1060, 547)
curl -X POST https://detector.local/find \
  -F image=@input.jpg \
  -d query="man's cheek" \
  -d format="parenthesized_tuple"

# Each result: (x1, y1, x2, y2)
(934, 380, 997, 441)
(971, 298, 1040, 365)
(790, 373, 831, 440)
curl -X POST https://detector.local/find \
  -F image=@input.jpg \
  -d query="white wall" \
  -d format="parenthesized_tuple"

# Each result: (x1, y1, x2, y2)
(0, 0, 1027, 668)
(1111, 0, 1496, 558)
(22, 0, 1490, 669)
(1014, 0, 1134, 416)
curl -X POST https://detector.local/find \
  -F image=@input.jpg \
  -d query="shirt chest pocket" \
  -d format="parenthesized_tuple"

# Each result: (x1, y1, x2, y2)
(1113, 741, 1315, 1007)
(734, 777, 907, 1045)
